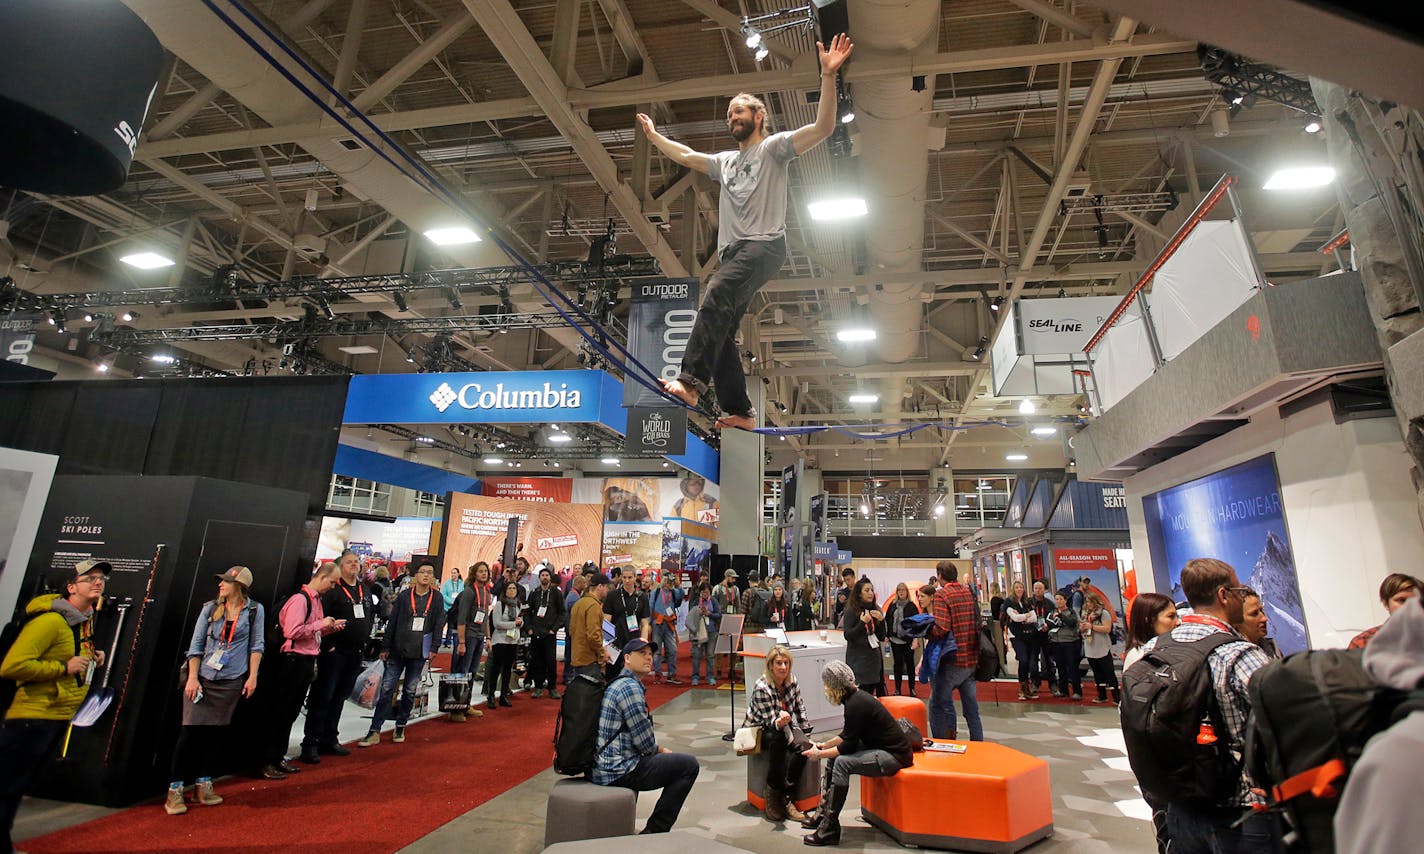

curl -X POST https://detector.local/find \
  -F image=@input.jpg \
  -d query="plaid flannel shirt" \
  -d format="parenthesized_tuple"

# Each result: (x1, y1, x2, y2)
(931, 583, 978, 669)
(593, 670, 658, 784)
(1140, 617, 1270, 807)
(742, 675, 809, 732)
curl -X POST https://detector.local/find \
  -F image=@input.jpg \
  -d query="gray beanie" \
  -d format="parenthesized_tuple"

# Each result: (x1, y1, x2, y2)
(821, 660, 857, 696)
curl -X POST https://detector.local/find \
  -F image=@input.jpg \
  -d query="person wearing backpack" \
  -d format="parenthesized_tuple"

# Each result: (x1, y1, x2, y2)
(1123, 558, 1275, 852)
(257, 562, 343, 780)
(300, 549, 375, 764)
(1334, 594, 1424, 853)
(0, 560, 107, 854)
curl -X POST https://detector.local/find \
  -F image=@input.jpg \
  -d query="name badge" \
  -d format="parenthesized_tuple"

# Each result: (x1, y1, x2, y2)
(868, 634, 881, 649)
(505, 628, 519, 641)
(474, 610, 486, 624)
(625, 614, 638, 632)
(84, 658, 98, 686)
(537, 605, 548, 618)
(411, 616, 425, 632)
(352, 604, 365, 620)
(205, 649, 227, 671)
(664, 607, 675, 617)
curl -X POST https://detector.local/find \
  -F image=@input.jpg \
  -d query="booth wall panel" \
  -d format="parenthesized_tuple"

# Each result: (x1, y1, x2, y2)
(62, 383, 164, 474)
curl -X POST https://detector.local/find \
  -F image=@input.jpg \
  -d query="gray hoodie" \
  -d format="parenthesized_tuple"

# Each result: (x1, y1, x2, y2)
(1334, 598, 1424, 854)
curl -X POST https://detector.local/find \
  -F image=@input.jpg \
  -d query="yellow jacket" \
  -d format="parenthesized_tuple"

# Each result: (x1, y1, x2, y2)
(1, 593, 94, 721)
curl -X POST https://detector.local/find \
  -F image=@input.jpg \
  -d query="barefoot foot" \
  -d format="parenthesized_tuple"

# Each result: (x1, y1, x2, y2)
(661, 378, 698, 407)
(715, 413, 756, 431)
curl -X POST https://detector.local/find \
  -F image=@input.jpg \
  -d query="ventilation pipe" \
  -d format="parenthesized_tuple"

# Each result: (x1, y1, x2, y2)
(845, 0, 940, 420)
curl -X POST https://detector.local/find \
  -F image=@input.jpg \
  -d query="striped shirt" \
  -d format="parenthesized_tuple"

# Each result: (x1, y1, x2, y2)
(593, 670, 658, 784)
(1140, 615, 1270, 806)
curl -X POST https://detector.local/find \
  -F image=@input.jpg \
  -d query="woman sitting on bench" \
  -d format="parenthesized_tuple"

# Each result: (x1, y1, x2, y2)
(798, 660, 913, 846)
(743, 644, 811, 823)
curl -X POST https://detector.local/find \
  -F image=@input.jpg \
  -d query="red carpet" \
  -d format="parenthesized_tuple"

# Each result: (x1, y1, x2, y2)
(20, 669, 693, 853)
(976, 678, 1118, 708)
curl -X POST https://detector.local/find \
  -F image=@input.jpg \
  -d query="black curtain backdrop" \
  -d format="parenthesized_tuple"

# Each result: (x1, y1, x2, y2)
(0, 375, 349, 510)
(836, 535, 959, 560)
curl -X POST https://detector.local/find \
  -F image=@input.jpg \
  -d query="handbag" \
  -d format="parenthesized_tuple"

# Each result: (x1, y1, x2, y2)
(437, 673, 474, 711)
(733, 725, 763, 756)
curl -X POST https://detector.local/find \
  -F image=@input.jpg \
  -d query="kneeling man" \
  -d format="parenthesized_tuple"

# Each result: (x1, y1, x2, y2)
(593, 638, 700, 833)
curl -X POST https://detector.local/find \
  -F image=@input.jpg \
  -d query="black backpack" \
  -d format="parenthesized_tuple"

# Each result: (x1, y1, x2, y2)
(1121, 632, 1244, 805)
(0, 611, 28, 716)
(553, 670, 607, 776)
(265, 591, 312, 651)
(1244, 648, 1422, 852)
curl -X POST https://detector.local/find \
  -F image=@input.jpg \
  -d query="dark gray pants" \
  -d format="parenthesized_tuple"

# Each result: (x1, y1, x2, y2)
(679, 236, 787, 416)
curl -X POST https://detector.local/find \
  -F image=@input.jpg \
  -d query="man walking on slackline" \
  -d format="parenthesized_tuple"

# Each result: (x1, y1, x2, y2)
(637, 33, 853, 431)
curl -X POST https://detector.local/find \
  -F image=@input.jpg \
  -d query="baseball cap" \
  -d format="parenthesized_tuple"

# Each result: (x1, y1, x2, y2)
(216, 566, 255, 587)
(589, 572, 612, 587)
(724, 568, 739, 579)
(74, 559, 112, 578)
(623, 637, 659, 655)
(748, 570, 761, 581)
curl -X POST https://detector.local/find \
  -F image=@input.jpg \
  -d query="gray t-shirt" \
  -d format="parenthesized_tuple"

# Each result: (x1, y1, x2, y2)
(707, 131, 798, 253)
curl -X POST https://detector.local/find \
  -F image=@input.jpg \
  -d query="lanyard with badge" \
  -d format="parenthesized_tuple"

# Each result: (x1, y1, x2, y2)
(622, 590, 640, 634)
(865, 613, 881, 649)
(205, 611, 240, 672)
(409, 588, 434, 632)
(536, 588, 549, 620)
(472, 583, 490, 628)
(342, 582, 366, 620)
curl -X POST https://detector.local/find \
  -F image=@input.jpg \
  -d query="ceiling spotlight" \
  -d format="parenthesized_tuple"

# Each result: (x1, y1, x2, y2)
(483, 456, 504, 465)
(151, 353, 176, 365)
(1304, 119, 1322, 134)
(1019, 399, 1036, 415)
(404, 347, 416, 363)
(393, 290, 409, 312)
(120, 251, 175, 269)
(548, 433, 573, 444)
(95, 360, 110, 373)
(836, 327, 876, 343)
(807, 198, 868, 221)
(317, 298, 335, 321)
(743, 28, 761, 49)
(968, 336, 989, 361)
(990, 295, 1004, 312)
(54, 316, 66, 334)
(860, 502, 871, 516)
(601, 457, 620, 465)
(443, 286, 464, 310)
(121, 311, 135, 322)
(933, 504, 945, 517)
(82, 312, 94, 323)
(424, 226, 481, 245)
(662, 461, 670, 468)
(1263, 166, 1335, 190)
(1031, 426, 1058, 437)
(46, 313, 56, 326)
(848, 392, 878, 404)
(1005, 452, 1029, 462)
(754, 45, 769, 62)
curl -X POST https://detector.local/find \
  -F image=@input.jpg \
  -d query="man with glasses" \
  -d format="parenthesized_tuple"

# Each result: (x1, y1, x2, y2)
(1, 559, 108, 851)
(1134, 558, 1274, 852)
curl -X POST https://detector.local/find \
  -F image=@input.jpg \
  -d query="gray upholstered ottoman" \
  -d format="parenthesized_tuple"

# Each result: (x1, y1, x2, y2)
(544, 778, 638, 846)
(745, 751, 821, 814)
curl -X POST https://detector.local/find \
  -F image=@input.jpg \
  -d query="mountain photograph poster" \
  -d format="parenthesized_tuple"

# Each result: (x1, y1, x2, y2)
(1142, 454, 1309, 654)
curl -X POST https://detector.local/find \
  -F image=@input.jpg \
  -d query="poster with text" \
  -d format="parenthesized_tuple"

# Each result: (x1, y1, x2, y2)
(602, 522, 663, 572)
(1142, 454, 1308, 654)
(481, 477, 573, 503)
(0, 448, 58, 622)
(442, 492, 603, 573)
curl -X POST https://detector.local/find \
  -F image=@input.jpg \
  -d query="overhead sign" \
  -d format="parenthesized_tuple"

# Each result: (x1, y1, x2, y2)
(1, 315, 38, 365)
(1017, 296, 1122, 354)
(624, 278, 699, 406)
(624, 406, 687, 456)
(835, 549, 853, 564)
(813, 542, 836, 560)
(343, 370, 610, 424)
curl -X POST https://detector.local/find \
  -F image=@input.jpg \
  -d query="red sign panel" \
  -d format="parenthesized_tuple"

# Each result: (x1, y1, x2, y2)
(481, 477, 573, 503)
(1052, 548, 1115, 571)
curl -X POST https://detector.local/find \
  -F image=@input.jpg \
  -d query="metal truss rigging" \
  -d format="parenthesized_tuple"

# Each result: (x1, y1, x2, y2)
(0, 257, 662, 312)
(1198, 46, 1319, 116)
(101, 310, 628, 344)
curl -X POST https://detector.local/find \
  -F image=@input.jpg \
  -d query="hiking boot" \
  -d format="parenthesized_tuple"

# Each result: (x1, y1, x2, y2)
(164, 787, 187, 815)
(260, 765, 288, 780)
(393, 727, 406, 743)
(195, 779, 222, 806)
(785, 799, 808, 823)
(803, 784, 847, 846)
(298, 745, 321, 765)
(548, 689, 561, 700)
(499, 697, 512, 707)
(448, 711, 467, 722)
(765, 790, 788, 822)
(319, 742, 351, 756)
(358, 732, 380, 748)
(467, 706, 484, 717)
(532, 689, 544, 699)
(278, 760, 302, 774)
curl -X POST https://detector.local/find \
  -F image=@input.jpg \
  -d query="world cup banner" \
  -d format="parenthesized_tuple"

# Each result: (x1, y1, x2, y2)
(623, 277, 699, 407)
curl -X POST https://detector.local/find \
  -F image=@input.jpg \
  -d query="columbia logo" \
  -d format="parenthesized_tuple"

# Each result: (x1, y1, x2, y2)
(429, 382, 458, 412)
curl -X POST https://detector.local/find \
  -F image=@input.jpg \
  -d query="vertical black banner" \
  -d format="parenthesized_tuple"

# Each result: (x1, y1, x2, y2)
(1, 314, 39, 366)
(623, 278, 700, 406)
(624, 405, 687, 456)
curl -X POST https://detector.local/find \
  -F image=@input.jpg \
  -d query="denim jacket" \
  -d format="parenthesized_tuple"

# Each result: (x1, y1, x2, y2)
(186, 600, 265, 681)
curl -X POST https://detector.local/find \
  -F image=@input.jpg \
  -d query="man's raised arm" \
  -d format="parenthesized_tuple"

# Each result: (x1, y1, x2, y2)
(790, 33, 854, 155)
(636, 113, 713, 175)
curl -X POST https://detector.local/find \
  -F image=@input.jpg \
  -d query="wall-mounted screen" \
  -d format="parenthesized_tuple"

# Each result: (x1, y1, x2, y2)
(1142, 454, 1308, 654)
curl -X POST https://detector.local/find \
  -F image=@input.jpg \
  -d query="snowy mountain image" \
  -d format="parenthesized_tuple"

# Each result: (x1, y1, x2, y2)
(1247, 530, 1308, 655)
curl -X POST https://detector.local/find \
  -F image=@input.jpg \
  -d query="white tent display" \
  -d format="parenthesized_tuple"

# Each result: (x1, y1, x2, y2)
(990, 295, 1122, 397)
(1091, 301, 1157, 411)
(1149, 219, 1262, 360)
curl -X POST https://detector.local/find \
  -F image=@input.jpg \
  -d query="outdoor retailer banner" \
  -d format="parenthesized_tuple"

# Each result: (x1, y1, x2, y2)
(481, 477, 573, 503)
(623, 277, 699, 406)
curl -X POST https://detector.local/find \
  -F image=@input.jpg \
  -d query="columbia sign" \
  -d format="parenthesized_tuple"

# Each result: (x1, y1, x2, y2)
(429, 381, 583, 413)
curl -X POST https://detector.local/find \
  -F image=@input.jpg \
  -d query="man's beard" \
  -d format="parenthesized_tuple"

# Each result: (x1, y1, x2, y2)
(730, 120, 755, 142)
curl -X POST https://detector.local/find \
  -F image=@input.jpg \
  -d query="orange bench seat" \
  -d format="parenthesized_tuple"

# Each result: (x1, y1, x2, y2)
(860, 741, 1053, 852)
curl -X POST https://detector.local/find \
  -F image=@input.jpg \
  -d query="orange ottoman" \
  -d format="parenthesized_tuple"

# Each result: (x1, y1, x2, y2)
(861, 742, 1053, 852)
(879, 694, 928, 737)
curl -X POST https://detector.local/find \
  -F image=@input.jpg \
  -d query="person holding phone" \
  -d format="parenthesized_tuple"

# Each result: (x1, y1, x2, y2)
(166, 566, 264, 815)
(359, 562, 444, 746)
(841, 579, 887, 696)
(482, 580, 525, 710)
(259, 561, 342, 780)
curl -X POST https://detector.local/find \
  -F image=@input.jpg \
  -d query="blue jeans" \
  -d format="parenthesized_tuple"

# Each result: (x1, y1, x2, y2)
(690, 638, 713, 682)
(0, 718, 67, 851)
(1010, 634, 1038, 685)
(369, 656, 425, 730)
(652, 622, 679, 678)
(453, 633, 485, 676)
(929, 661, 983, 741)
(1165, 802, 1277, 853)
